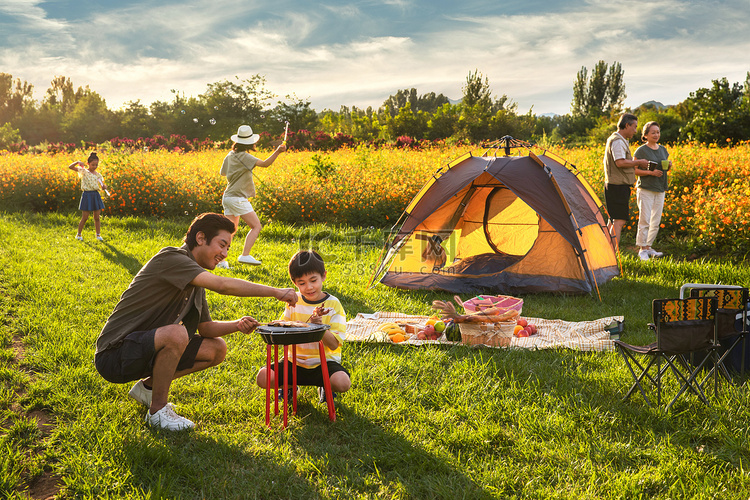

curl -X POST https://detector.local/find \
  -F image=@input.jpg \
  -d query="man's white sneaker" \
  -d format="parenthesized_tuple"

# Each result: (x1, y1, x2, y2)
(145, 404, 194, 431)
(638, 250, 650, 261)
(237, 254, 261, 265)
(128, 380, 152, 407)
(647, 248, 663, 258)
(215, 260, 230, 269)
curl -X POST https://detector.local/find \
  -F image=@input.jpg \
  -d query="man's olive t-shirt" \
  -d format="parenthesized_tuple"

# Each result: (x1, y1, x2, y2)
(96, 245, 211, 353)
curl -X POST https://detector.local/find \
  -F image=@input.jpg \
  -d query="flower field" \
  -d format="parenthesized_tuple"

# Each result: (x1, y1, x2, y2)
(1, 142, 749, 254)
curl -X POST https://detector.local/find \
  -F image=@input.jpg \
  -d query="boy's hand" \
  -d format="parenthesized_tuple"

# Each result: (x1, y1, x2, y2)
(313, 306, 331, 317)
(237, 316, 259, 334)
(310, 307, 331, 324)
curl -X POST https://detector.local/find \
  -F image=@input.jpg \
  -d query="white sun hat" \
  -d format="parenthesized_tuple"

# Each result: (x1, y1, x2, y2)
(231, 125, 260, 145)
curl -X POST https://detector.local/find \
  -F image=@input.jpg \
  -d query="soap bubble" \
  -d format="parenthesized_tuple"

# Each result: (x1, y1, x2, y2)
(180, 110, 185, 114)
(214, 106, 219, 110)
(209, 118, 216, 125)
(193, 118, 199, 123)
(260, 114, 265, 119)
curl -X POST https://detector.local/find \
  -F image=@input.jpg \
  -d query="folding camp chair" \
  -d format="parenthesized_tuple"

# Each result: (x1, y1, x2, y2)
(686, 286, 750, 381)
(615, 296, 718, 410)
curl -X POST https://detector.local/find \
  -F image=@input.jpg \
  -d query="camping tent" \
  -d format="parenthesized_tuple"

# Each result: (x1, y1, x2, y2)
(371, 138, 620, 297)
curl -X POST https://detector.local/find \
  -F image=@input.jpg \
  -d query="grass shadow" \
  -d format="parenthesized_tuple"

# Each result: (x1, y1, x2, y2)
(88, 241, 144, 276)
(119, 427, 322, 498)
(291, 403, 499, 499)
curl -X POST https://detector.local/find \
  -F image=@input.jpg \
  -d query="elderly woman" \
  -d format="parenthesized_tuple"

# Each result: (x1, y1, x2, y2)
(633, 121, 671, 261)
(217, 125, 286, 268)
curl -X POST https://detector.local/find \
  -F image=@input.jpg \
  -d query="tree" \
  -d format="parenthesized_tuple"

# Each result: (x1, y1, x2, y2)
(0, 122, 22, 149)
(678, 76, 750, 143)
(63, 91, 118, 143)
(416, 92, 450, 114)
(458, 70, 515, 142)
(116, 100, 156, 139)
(462, 70, 492, 110)
(571, 67, 588, 117)
(271, 94, 319, 136)
(605, 62, 625, 114)
(570, 61, 625, 117)
(198, 76, 273, 140)
(387, 102, 428, 139)
(427, 103, 459, 140)
(381, 88, 450, 117)
(586, 61, 609, 117)
(0, 73, 34, 124)
(44, 76, 77, 114)
(382, 89, 417, 117)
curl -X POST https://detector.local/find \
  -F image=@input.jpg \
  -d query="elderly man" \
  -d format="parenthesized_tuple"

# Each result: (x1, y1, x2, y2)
(94, 213, 297, 430)
(603, 113, 650, 245)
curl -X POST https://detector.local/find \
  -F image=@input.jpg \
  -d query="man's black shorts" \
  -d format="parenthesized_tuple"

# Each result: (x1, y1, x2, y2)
(604, 183, 632, 221)
(271, 360, 349, 387)
(95, 329, 203, 384)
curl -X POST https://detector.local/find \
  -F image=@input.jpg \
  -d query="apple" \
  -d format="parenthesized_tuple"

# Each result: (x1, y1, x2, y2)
(423, 325, 435, 337)
(517, 318, 528, 328)
(527, 324, 537, 335)
(434, 320, 446, 333)
(417, 332, 427, 340)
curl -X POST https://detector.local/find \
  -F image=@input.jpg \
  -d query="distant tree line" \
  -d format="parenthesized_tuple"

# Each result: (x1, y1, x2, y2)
(2, 63, 750, 151)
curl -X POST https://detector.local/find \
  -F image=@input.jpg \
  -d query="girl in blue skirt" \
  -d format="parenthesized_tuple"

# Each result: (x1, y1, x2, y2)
(69, 152, 109, 241)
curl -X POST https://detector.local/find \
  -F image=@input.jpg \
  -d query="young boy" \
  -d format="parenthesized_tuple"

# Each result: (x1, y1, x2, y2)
(256, 250, 351, 403)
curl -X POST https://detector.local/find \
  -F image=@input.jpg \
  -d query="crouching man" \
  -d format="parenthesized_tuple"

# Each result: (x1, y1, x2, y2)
(94, 213, 297, 431)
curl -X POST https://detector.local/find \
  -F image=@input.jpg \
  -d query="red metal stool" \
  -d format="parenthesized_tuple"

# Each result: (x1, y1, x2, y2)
(263, 340, 336, 429)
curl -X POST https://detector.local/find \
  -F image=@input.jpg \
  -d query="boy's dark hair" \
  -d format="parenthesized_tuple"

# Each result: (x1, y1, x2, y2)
(184, 213, 236, 250)
(288, 250, 326, 281)
(617, 113, 638, 130)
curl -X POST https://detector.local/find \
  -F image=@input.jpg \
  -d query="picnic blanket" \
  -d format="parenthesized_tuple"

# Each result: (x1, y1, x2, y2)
(346, 312, 623, 352)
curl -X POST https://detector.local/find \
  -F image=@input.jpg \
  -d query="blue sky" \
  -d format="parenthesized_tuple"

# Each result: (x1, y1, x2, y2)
(2, 0, 749, 115)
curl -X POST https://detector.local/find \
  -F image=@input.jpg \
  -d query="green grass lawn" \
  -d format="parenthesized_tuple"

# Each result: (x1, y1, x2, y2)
(2, 212, 750, 499)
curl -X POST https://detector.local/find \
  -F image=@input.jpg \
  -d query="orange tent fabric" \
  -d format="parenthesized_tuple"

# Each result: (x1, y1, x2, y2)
(372, 142, 619, 297)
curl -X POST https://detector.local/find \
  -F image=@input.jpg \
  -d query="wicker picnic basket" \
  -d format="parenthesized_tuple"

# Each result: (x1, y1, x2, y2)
(459, 321, 516, 347)
(462, 295, 523, 314)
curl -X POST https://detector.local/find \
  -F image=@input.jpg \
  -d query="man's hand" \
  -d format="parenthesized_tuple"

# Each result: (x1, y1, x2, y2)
(237, 316, 260, 334)
(277, 288, 298, 307)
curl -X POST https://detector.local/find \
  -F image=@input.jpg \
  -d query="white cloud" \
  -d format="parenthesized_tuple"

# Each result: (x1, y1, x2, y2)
(1, 0, 749, 114)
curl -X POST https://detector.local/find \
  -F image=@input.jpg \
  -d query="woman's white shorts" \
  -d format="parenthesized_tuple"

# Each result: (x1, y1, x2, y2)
(222, 196, 255, 217)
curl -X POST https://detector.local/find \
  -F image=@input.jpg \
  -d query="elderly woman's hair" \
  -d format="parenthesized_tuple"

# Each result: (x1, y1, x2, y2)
(641, 121, 660, 141)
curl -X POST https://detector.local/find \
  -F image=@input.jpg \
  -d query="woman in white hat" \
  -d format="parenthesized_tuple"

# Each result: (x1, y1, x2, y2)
(217, 124, 286, 266)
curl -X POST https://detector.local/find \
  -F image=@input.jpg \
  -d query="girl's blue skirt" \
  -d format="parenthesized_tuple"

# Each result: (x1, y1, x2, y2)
(79, 190, 105, 211)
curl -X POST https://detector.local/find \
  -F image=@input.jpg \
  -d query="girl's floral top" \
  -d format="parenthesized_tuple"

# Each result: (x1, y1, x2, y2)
(79, 169, 104, 192)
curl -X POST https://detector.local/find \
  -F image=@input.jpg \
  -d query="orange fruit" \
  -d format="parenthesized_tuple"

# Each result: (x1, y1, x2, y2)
(390, 333, 406, 343)
(513, 325, 524, 336)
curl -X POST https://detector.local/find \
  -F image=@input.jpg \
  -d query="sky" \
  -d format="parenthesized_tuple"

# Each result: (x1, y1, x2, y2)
(1, 0, 750, 116)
